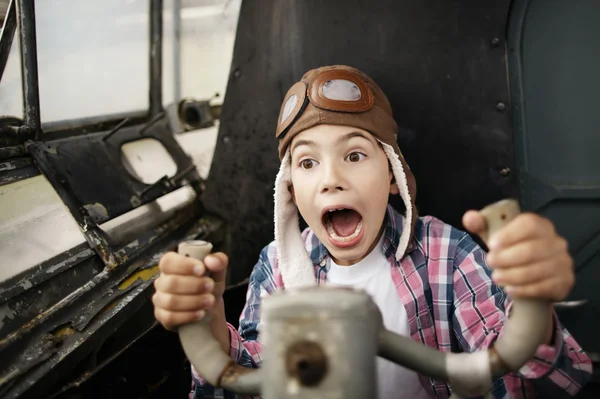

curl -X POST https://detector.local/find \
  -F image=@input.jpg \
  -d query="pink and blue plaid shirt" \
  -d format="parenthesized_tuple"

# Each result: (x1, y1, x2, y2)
(191, 204, 592, 398)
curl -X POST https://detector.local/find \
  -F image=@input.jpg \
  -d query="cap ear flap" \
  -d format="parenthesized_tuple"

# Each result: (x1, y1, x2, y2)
(379, 141, 414, 261)
(274, 150, 317, 288)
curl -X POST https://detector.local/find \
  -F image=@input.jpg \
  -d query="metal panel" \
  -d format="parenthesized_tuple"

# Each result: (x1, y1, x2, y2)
(507, 0, 600, 379)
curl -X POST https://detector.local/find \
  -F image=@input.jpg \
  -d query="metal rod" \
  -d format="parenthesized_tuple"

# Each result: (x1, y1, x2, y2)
(102, 117, 130, 142)
(16, 0, 41, 137)
(149, 0, 163, 117)
(0, 0, 17, 82)
(173, 0, 181, 102)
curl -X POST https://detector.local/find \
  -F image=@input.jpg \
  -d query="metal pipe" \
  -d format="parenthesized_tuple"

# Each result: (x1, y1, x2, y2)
(149, 0, 163, 117)
(0, 0, 17, 82)
(172, 0, 181, 102)
(15, 0, 41, 137)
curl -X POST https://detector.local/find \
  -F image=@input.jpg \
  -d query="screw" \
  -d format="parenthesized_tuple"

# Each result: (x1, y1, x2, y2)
(233, 68, 241, 79)
(496, 102, 506, 112)
(491, 37, 501, 47)
(500, 167, 511, 177)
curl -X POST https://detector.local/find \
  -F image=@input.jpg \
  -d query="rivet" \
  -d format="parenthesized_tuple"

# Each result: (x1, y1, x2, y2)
(233, 68, 241, 78)
(500, 167, 511, 177)
(491, 37, 501, 47)
(496, 102, 506, 112)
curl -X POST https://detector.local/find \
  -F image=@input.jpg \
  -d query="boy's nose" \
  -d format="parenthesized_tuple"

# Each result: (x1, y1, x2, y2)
(320, 163, 346, 193)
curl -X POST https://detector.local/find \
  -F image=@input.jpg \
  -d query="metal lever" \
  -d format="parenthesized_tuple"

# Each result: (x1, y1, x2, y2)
(176, 200, 551, 398)
(176, 240, 262, 394)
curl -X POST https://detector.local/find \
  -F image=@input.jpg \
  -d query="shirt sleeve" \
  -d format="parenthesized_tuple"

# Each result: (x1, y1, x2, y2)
(451, 232, 593, 398)
(190, 245, 276, 399)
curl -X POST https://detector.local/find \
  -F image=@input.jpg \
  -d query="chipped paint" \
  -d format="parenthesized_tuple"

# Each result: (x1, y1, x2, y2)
(82, 203, 109, 221)
(119, 265, 159, 290)
(45, 249, 92, 274)
(52, 324, 75, 338)
(19, 280, 33, 290)
(0, 161, 17, 172)
(0, 303, 17, 330)
(125, 240, 140, 249)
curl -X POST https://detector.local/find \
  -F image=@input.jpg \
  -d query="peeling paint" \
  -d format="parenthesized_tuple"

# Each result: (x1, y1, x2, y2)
(19, 280, 33, 290)
(119, 265, 159, 290)
(51, 324, 75, 338)
(0, 303, 17, 330)
(126, 240, 140, 249)
(83, 203, 109, 221)
(45, 249, 92, 274)
(0, 161, 17, 172)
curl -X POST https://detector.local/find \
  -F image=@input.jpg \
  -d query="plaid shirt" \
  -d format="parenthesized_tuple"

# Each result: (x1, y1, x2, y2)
(191, 204, 592, 399)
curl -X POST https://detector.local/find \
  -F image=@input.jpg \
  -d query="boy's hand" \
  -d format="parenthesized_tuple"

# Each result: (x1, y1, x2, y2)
(152, 251, 228, 331)
(463, 210, 574, 302)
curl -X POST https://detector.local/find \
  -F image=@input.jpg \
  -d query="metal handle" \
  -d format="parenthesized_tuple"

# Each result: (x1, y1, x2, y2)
(377, 199, 551, 398)
(176, 240, 262, 394)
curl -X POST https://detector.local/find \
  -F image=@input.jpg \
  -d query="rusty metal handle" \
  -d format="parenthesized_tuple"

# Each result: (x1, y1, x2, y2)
(378, 199, 551, 398)
(176, 241, 262, 395)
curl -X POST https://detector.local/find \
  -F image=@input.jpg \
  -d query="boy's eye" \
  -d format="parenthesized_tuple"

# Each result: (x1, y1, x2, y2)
(300, 159, 317, 169)
(346, 152, 365, 162)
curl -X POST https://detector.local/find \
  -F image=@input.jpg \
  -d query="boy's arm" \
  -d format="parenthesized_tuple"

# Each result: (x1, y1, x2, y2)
(191, 246, 275, 399)
(451, 232, 593, 398)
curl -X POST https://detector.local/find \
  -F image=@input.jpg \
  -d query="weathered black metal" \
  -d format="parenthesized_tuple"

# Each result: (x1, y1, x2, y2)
(27, 117, 201, 227)
(149, 0, 163, 117)
(0, 157, 39, 186)
(0, 245, 95, 306)
(15, 0, 41, 138)
(0, 208, 225, 398)
(201, 0, 515, 284)
(0, 145, 26, 160)
(0, 0, 16, 82)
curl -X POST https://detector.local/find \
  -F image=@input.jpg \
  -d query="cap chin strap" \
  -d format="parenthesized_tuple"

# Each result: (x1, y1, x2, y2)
(274, 143, 415, 289)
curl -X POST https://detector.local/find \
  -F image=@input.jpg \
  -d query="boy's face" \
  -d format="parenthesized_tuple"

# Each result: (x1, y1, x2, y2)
(289, 124, 398, 266)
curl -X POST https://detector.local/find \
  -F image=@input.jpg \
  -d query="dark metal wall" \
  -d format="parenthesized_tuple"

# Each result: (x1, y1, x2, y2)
(507, 0, 600, 376)
(202, 0, 515, 284)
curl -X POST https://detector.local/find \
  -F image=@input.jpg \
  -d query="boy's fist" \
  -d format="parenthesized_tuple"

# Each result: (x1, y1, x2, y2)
(152, 251, 228, 331)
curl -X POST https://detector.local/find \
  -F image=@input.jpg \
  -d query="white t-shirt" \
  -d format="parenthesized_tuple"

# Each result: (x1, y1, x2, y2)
(326, 236, 430, 399)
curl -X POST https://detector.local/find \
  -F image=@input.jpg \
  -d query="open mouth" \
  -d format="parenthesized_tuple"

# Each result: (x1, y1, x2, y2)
(321, 207, 364, 247)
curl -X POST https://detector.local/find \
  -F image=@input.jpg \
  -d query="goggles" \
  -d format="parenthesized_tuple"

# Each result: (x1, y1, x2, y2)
(275, 69, 376, 139)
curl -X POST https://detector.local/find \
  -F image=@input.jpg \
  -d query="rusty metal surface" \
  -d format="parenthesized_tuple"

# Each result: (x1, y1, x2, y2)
(0, 212, 224, 398)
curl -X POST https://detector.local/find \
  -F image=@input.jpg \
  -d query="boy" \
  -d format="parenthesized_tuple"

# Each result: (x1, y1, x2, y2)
(153, 65, 592, 398)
